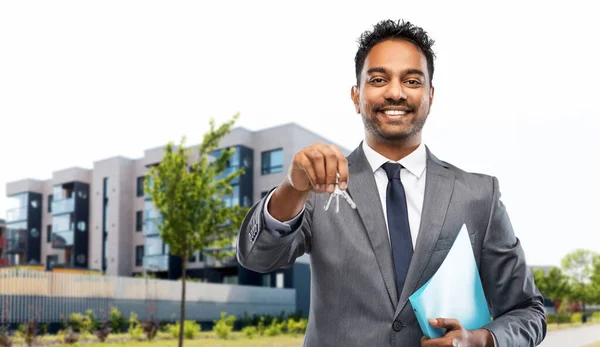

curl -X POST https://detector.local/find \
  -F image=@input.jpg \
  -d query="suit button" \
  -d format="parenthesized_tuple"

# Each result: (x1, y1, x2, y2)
(392, 321, 402, 332)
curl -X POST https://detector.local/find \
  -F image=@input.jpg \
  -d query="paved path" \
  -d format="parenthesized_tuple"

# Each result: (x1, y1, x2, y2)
(539, 324, 600, 347)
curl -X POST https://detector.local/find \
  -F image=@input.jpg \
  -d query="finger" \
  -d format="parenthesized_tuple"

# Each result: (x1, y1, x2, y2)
(321, 145, 339, 193)
(420, 335, 447, 347)
(306, 147, 326, 191)
(421, 336, 452, 347)
(329, 144, 348, 190)
(294, 152, 318, 190)
(429, 318, 462, 331)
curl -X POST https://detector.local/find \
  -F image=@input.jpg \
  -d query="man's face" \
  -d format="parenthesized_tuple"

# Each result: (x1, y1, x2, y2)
(351, 39, 434, 142)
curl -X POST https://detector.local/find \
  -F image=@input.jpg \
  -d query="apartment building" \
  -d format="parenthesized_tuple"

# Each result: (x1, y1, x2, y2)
(0, 219, 7, 266)
(4, 123, 349, 315)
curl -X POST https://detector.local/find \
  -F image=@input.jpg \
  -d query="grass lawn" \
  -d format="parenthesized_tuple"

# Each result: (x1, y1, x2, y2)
(585, 343, 600, 347)
(546, 321, 600, 332)
(12, 332, 305, 347)
(51, 336, 305, 347)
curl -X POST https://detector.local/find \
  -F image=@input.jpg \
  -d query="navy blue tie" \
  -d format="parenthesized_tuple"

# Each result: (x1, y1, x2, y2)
(381, 162, 413, 298)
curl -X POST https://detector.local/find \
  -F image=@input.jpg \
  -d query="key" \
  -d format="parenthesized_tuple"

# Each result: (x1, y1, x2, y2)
(324, 176, 357, 212)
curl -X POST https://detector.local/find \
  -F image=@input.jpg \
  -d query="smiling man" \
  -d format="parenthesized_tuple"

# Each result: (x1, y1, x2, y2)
(236, 19, 547, 347)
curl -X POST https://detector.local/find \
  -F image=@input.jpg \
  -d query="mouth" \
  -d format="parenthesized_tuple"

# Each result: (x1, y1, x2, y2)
(377, 108, 412, 118)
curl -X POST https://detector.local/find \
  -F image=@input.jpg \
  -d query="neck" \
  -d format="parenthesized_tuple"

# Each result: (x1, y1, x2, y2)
(365, 132, 422, 161)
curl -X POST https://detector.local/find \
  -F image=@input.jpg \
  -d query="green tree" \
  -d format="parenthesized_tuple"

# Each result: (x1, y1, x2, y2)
(532, 266, 571, 312)
(144, 114, 249, 347)
(561, 249, 600, 318)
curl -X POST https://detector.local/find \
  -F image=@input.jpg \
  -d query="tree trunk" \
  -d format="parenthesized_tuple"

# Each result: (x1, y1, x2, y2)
(178, 258, 187, 347)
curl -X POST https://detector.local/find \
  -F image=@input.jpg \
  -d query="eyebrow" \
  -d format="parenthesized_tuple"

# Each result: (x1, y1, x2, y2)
(366, 67, 425, 78)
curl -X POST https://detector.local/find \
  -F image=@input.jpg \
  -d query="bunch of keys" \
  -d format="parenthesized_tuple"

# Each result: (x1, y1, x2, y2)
(324, 174, 357, 213)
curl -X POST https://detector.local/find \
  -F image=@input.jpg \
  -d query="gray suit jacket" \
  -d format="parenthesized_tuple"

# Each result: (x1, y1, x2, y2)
(236, 143, 546, 347)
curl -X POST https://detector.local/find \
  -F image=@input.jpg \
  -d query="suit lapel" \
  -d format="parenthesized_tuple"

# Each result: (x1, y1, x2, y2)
(347, 143, 399, 307)
(395, 147, 455, 318)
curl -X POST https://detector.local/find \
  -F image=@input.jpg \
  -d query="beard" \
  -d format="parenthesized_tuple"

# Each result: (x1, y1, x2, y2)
(361, 100, 428, 142)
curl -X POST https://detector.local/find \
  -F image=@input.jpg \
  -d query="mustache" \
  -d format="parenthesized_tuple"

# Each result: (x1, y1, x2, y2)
(372, 100, 415, 112)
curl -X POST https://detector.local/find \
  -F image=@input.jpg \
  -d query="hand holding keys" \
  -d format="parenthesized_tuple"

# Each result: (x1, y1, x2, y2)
(324, 174, 356, 212)
(286, 142, 356, 213)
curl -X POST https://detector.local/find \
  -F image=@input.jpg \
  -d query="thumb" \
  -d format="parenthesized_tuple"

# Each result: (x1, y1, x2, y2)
(429, 318, 462, 331)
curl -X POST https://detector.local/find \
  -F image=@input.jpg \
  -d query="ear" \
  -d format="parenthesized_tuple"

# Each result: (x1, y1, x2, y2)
(429, 85, 435, 107)
(350, 85, 360, 114)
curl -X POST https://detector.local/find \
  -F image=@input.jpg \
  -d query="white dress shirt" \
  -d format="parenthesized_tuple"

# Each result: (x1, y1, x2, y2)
(263, 140, 428, 248)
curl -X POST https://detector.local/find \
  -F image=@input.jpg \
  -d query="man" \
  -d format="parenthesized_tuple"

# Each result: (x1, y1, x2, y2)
(236, 19, 546, 346)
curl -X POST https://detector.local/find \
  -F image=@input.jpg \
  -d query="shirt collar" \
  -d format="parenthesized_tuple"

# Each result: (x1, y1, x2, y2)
(361, 140, 427, 178)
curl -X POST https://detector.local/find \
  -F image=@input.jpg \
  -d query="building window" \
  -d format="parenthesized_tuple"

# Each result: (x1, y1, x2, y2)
(47, 225, 52, 243)
(136, 211, 143, 232)
(276, 272, 284, 288)
(261, 148, 283, 175)
(47, 255, 58, 270)
(135, 245, 144, 267)
(47, 195, 53, 213)
(102, 177, 109, 273)
(136, 176, 145, 197)
(262, 274, 271, 287)
(189, 252, 196, 263)
(199, 251, 204, 262)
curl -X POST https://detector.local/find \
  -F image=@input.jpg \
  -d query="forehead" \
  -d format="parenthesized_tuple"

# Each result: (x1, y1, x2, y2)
(362, 39, 428, 76)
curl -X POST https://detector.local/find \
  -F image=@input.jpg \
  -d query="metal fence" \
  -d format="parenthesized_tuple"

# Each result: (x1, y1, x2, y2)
(0, 268, 296, 324)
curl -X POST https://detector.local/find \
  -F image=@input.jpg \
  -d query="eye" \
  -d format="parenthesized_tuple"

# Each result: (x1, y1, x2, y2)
(369, 77, 386, 84)
(406, 79, 422, 86)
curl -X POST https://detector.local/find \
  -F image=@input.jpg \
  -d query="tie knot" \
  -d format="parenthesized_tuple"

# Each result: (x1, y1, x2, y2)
(381, 162, 402, 181)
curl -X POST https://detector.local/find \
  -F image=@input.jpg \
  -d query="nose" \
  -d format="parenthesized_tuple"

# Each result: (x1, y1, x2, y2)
(383, 79, 406, 102)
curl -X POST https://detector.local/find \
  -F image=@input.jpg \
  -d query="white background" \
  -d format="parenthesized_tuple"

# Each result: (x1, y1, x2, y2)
(1, 0, 598, 266)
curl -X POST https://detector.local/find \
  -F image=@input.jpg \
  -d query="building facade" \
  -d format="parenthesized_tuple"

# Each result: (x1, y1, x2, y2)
(4, 123, 350, 316)
(0, 219, 8, 266)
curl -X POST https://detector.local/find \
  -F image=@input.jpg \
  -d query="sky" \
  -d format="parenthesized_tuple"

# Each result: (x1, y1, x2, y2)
(1, 0, 598, 267)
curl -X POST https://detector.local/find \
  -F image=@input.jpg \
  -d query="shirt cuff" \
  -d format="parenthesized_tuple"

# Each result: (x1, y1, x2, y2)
(262, 188, 305, 236)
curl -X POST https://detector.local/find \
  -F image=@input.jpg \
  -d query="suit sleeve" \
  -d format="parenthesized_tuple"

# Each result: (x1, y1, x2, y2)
(236, 186, 315, 273)
(262, 189, 305, 236)
(481, 176, 547, 346)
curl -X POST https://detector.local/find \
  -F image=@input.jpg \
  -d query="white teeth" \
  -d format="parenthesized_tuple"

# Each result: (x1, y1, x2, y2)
(383, 110, 407, 115)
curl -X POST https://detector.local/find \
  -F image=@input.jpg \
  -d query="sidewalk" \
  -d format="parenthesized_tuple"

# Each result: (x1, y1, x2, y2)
(539, 324, 600, 347)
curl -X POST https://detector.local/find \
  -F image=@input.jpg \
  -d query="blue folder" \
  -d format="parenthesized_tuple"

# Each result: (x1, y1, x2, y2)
(409, 224, 491, 338)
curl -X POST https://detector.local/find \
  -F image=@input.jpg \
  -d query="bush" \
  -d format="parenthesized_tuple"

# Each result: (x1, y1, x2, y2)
(94, 320, 111, 342)
(257, 316, 266, 336)
(110, 307, 127, 333)
(571, 312, 583, 323)
(57, 328, 79, 345)
(242, 326, 257, 339)
(591, 312, 600, 323)
(287, 317, 308, 336)
(0, 324, 12, 347)
(128, 312, 144, 341)
(68, 313, 84, 332)
(142, 320, 159, 341)
(265, 319, 285, 337)
(546, 313, 574, 324)
(213, 312, 236, 339)
(240, 312, 252, 328)
(85, 309, 99, 332)
(166, 321, 201, 340)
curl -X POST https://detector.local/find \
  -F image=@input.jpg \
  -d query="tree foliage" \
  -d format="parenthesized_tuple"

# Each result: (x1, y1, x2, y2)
(144, 113, 249, 346)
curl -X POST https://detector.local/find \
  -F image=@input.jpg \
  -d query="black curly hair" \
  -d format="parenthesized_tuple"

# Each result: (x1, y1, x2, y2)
(354, 19, 436, 86)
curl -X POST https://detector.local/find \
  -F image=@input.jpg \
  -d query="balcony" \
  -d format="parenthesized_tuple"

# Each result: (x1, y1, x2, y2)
(51, 230, 74, 248)
(144, 218, 161, 236)
(6, 207, 27, 223)
(4, 229, 27, 254)
(52, 198, 75, 215)
(144, 254, 169, 272)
